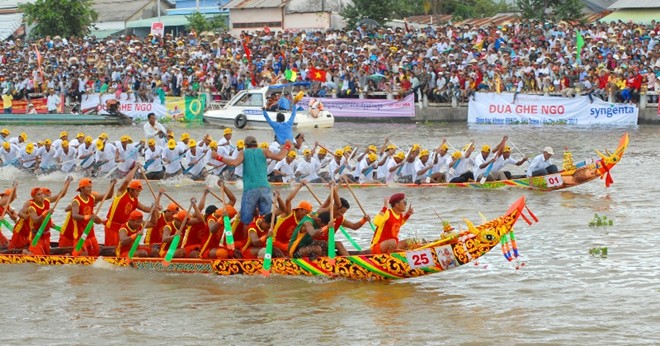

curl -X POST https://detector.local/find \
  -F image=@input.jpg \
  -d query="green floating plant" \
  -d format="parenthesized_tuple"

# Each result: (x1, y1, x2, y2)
(589, 247, 608, 258)
(588, 213, 614, 227)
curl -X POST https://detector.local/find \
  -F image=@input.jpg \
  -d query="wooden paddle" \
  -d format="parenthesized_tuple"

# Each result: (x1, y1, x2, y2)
(72, 181, 116, 256)
(304, 183, 362, 251)
(327, 186, 335, 262)
(163, 202, 194, 266)
(31, 178, 71, 247)
(0, 182, 17, 230)
(261, 194, 277, 277)
(336, 145, 359, 177)
(217, 182, 236, 251)
(139, 165, 159, 202)
(162, 192, 184, 210)
(341, 176, 376, 232)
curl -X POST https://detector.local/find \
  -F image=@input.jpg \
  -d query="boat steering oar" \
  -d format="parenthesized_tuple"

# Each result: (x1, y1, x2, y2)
(72, 181, 116, 256)
(163, 202, 194, 266)
(261, 194, 277, 277)
(31, 177, 71, 248)
(342, 176, 376, 233)
(304, 183, 362, 251)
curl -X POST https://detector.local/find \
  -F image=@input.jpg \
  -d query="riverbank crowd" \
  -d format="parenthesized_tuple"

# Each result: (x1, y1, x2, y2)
(0, 19, 658, 112)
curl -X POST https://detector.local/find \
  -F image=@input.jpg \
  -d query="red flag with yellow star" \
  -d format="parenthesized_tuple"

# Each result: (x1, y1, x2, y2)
(308, 66, 326, 82)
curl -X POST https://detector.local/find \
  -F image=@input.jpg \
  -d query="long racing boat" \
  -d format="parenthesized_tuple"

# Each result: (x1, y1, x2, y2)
(0, 197, 534, 281)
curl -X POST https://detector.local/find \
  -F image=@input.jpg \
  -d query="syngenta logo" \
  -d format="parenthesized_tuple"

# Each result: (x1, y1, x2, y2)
(590, 104, 635, 118)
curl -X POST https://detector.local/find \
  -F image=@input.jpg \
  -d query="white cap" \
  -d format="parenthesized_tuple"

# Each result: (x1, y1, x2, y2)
(544, 146, 554, 155)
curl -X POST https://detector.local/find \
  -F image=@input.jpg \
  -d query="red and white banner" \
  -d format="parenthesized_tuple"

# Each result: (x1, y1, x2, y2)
(300, 93, 415, 118)
(8, 98, 48, 113)
(82, 93, 166, 119)
(468, 93, 638, 125)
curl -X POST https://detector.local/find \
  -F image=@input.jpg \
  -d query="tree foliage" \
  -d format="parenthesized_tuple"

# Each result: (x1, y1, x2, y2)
(340, 0, 395, 28)
(515, 0, 584, 21)
(185, 11, 227, 34)
(19, 0, 98, 38)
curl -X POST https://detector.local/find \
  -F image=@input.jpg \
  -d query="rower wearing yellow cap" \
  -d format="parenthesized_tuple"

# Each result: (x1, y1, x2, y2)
(52, 131, 68, 150)
(163, 138, 185, 179)
(178, 132, 190, 152)
(35, 139, 58, 173)
(218, 128, 233, 156)
(8, 132, 27, 148)
(78, 136, 96, 171)
(357, 152, 379, 183)
(94, 138, 117, 175)
(206, 141, 226, 176)
(115, 135, 141, 177)
(184, 139, 207, 180)
(0, 129, 10, 143)
(0, 141, 19, 167)
(54, 140, 77, 173)
(18, 142, 37, 170)
(271, 150, 298, 183)
(447, 142, 475, 183)
(413, 149, 433, 184)
(144, 138, 164, 180)
(68, 132, 85, 149)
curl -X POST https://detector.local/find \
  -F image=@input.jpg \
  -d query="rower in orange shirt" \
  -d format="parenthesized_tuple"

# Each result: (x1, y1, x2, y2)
(180, 191, 208, 258)
(242, 212, 284, 259)
(104, 164, 150, 246)
(316, 185, 369, 255)
(145, 201, 179, 246)
(27, 178, 73, 255)
(0, 185, 18, 248)
(59, 178, 116, 256)
(199, 184, 237, 259)
(272, 182, 313, 253)
(116, 210, 151, 258)
(370, 192, 414, 254)
(158, 198, 200, 258)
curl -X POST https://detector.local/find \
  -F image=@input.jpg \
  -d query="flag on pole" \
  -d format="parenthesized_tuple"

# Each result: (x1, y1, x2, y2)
(284, 69, 297, 82)
(576, 31, 585, 64)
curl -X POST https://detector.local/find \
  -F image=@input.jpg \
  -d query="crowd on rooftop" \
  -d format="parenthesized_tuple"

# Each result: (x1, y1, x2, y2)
(0, 18, 658, 109)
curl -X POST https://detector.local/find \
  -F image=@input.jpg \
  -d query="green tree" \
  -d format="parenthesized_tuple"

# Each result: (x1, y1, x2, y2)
(340, 0, 395, 28)
(553, 0, 585, 21)
(19, 0, 98, 38)
(515, 0, 584, 21)
(424, 0, 512, 19)
(185, 11, 227, 33)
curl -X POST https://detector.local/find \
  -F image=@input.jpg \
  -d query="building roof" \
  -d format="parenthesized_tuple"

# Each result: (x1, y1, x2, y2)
(286, 0, 343, 13)
(126, 13, 220, 28)
(599, 9, 660, 23)
(94, 0, 171, 22)
(0, 13, 22, 41)
(582, 0, 617, 12)
(224, 0, 286, 10)
(609, 0, 660, 9)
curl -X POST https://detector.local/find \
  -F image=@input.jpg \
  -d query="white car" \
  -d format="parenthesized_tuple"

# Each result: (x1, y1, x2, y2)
(203, 83, 334, 130)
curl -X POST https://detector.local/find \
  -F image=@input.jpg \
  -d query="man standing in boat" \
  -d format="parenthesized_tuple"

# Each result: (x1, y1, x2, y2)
(527, 147, 558, 177)
(143, 112, 167, 144)
(213, 135, 291, 236)
(104, 164, 151, 246)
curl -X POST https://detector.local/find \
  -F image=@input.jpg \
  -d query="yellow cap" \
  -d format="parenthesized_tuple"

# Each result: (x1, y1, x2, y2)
(503, 146, 511, 153)
(395, 152, 405, 160)
(2, 142, 9, 149)
(44, 139, 52, 145)
(386, 144, 396, 150)
(303, 149, 311, 155)
(481, 145, 490, 152)
(420, 149, 429, 156)
(223, 128, 233, 135)
(368, 145, 377, 152)
(167, 139, 176, 149)
(60, 131, 68, 138)
(452, 151, 462, 159)
(19, 132, 27, 140)
(343, 145, 352, 153)
(259, 142, 269, 149)
(209, 141, 218, 149)
(412, 144, 420, 151)
(96, 140, 104, 150)
(181, 133, 190, 141)
(236, 140, 245, 149)
(76, 132, 85, 138)
(26, 142, 34, 154)
(287, 151, 297, 158)
(62, 140, 69, 147)
(334, 149, 344, 156)
(120, 135, 132, 143)
(99, 132, 108, 140)
(167, 130, 174, 137)
(441, 144, 449, 151)
(368, 153, 378, 161)
(1, 129, 9, 135)
(147, 138, 156, 146)
(319, 148, 327, 155)
(188, 139, 197, 148)
(84, 136, 93, 144)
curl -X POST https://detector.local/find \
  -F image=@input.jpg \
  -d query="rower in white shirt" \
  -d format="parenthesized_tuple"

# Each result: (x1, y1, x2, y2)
(51, 131, 69, 151)
(18, 142, 38, 170)
(206, 141, 226, 176)
(430, 144, 452, 183)
(0, 142, 20, 167)
(385, 151, 406, 183)
(356, 153, 379, 184)
(115, 135, 142, 177)
(328, 149, 344, 181)
(8, 132, 28, 148)
(273, 151, 298, 183)
(413, 149, 434, 184)
(490, 146, 528, 180)
(162, 139, 185, 178)
(77, 136, 96, 171)
(143, 138, 164, 180)
(217, 128, 234, 157)
(526, 147, 558, 177)
(232, 140, 244, 180)
(68, 132, 85, 149)
(295, 149, 322, 183)
(54, 140, 78, 172)
(183, 140, 207, 180)
(35, 139, 58, 172)
(94, 140, 117, 175)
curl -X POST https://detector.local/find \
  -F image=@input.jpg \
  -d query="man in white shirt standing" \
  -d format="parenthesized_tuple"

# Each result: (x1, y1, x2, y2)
(143, 112, 167, 143)
(47, 89, 60, 114)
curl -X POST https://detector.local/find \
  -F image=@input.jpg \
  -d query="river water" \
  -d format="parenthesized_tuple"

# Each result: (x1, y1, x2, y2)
(0, 122, 658, 345)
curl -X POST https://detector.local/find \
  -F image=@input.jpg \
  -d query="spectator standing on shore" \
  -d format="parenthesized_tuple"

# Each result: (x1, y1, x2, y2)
(46, 89, 60, 114)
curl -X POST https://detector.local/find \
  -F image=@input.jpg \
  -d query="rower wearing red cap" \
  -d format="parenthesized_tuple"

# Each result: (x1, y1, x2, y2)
(0, 186, 18, 247)
(370, 192, 414, 254)
(104, 164, 150, 246)
(27, 177, 73, 255)
(144, 201, 179, 246)
(242, 212, 284, 259)
(59, 178, 116, 256)
(116, 210, 151, 258)
(158, 198, 200, 259)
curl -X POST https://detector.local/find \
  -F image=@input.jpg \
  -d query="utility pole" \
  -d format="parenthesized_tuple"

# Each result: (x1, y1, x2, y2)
(157, 0, 161, 20)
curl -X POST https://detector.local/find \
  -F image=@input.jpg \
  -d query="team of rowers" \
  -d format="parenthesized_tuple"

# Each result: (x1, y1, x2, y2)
(0, 123, 559, 184)
(0, 162, 418, 260)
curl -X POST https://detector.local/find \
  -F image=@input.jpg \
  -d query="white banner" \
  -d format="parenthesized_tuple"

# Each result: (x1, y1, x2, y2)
(468, 93, 638, 125)
(82, 93, 166, 120)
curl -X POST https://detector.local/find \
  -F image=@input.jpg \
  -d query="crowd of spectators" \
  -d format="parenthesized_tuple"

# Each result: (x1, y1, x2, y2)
(0, 18, 658, 109)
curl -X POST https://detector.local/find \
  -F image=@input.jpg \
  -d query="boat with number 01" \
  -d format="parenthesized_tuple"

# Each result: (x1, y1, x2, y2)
(0, 197, 534, 281)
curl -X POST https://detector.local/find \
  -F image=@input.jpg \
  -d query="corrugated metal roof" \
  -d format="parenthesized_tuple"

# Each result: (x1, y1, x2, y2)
(599, 9, 660, 23)
(94, 0, 173, 22)
(404, 15, 453, 26)
(609, 0, 660, 9)
(0, 13, 22, 41)
(224, 0, 286, 10)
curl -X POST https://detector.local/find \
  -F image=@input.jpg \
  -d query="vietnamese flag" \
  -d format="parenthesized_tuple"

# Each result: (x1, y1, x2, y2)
(309, 66, 326, 82)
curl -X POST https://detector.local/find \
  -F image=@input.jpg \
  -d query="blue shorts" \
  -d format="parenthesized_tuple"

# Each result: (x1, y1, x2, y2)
(240, 187, 272, 224)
